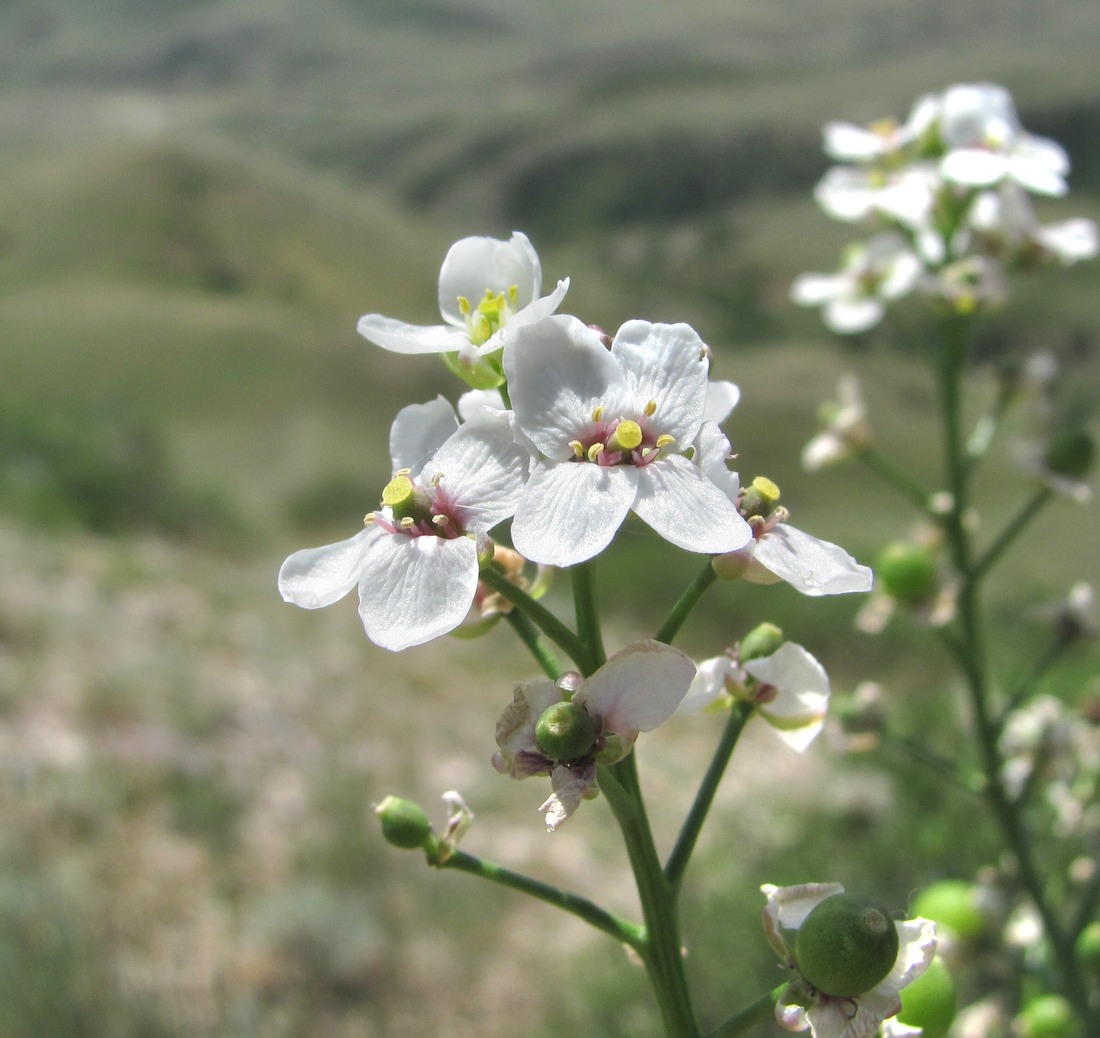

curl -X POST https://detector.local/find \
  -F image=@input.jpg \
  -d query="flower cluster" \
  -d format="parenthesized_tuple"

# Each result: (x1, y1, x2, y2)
(792, 82, 1098, 332)
(281, 231, 872, 652)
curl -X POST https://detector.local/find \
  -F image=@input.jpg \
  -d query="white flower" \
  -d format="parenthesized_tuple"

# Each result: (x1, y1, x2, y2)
(814, 164, 937, 230)
(802, 375, 873, 472)
(278, 397, 529, 651)
(503, 315, 752, 567)
(791, 234, 922, 334)
(822, 93, 939, 163)
(680, 643, 830, 752)
(761, 883, 937, 1038)
(357, 231, 569, 363)
(938, 83, 1069, 197)
(492, 642, 695, 830)
(969, 182, 1098, 266)
(699, 428, 872, 596)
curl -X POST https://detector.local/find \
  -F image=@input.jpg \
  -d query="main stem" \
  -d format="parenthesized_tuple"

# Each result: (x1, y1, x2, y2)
(938, 315, 1094, 1025)
(602, 756, 700, 1038)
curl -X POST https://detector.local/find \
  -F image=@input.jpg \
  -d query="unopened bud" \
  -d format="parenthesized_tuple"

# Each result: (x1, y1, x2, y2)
(739, 622, 784, 663)
(795, 893, 899, 998)
(375, 795, 433, 850)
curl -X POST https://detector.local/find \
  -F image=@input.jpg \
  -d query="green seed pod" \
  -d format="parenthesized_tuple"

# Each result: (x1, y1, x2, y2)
(795, 893, 900, 998)
(1045, 429, 1094, 479)
(375, 795, 433, 850)
(535, 701, 597, 762)
(874, 541, 938, 604)
(911, 880, 986, 941)
(897, 956, 957, 1038)
(1015, 994, 1082, 1038)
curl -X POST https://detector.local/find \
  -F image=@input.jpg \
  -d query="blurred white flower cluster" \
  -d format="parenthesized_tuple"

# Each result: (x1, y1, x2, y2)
(792, 83, 1098, 333)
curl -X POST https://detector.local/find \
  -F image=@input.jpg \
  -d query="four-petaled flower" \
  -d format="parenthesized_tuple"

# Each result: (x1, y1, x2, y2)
(680, 643, 831, 751)
(504, 314, 752, 567)
(762, 883, 937, 1038)
(492, 642, 695, 830)
(279, 397, 529, 651)
(357, 232, 569, 382)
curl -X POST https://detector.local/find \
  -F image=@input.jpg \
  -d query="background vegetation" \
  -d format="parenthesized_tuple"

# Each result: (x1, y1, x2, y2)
(1, 1, 1098, 1035)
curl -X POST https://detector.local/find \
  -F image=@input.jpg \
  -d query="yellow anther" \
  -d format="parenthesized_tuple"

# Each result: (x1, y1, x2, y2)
(655, 434, 676, 449)
(399, 516, 416, 529)
(364, 512, 377, 526)
(432, 514, 450, 527)
(592, 405, 605, 422)
(457, 296, 472, 315)
(608, 419, 643, 453)
(431, 472, 443, 486)
(644, 400, 657, 417)
(587, 443, 605, 462)
(394, 468, 412, 477)
(507, 284, 519, 306)
(569, 440, 585, 458)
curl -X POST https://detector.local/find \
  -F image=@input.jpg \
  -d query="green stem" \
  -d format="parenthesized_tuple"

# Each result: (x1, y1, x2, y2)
(440, 849, 644, 951)
(479, 566, 588, 668)
(504, 609, 564, 680)
(936, 314, 1095, 1027)
(601, 756, 700, 1038)
(858, 445, 932, 511)
(665, 701, 755, 896)
(655, 561, 718, 645)
(703, 983, 789, 1038)
(971, 486, 1052, 581)
(572, 559, 606, 672)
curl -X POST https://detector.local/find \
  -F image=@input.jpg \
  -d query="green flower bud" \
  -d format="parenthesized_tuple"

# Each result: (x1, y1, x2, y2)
(375, 795, 433, 850)
(911, 880, 987, 941)
(1045, 429, 1094, 479)
(875, 541, 938, 604)
(1075, 921, 1100, 972)
(795, 893, 899, 998)
(740, 622, 784, 663)
(897, 956, 957, 1038)
(535, 701, 597, 762)
(1015, 994, 1082, 1038)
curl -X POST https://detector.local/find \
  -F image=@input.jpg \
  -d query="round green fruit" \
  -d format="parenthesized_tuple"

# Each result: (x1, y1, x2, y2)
(912, 880, 986, 941)
(535, 701, 597, 762)
(375, 795, 432, 850)
(874, 542, 938, 604)
(795, 893, 900, 998)
(897, 957, 957, 1038)
(1015, 994, 1082, 1038)
(1075, 920, 1100, 971)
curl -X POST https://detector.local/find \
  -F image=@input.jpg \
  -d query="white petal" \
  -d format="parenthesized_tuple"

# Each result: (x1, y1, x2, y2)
(753, 524, 873, 596)
(678, 655, 736, 714)
(511, 461, 637, 567)
(357, 314, 470, 354)
(358, 534, 479, 651)
(504, 314, 630, 458)
(941, 148, 1008, 187)
(703, 380, 741, 426)
(761, 882, 845, 956)
(539, 762, 597, 830)
(745, 642, 831, 752)
(438, 231, 541, 325)
(815, 167, 876, 222)
(456, 388, 508, 419)
(695, 422, 740, 502)
(424, 409, 530, 530)
(823, 122, 885, 162)
(577, 641, 695, 734)
(611, 321, 710, 444)
(790, 273, 846, 306)
(1006, 152, 1067, 197)
(1038, 218, 1099, 263)
(388, 396, 459, 475)
(824, 296, 884, 334)
(279, 527, 377, 608)
(633, 454, 752, 555)
(484, 278, 571, 354)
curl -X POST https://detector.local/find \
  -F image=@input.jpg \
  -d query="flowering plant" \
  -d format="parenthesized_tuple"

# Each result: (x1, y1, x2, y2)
(280, 82, 1098, 1037)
